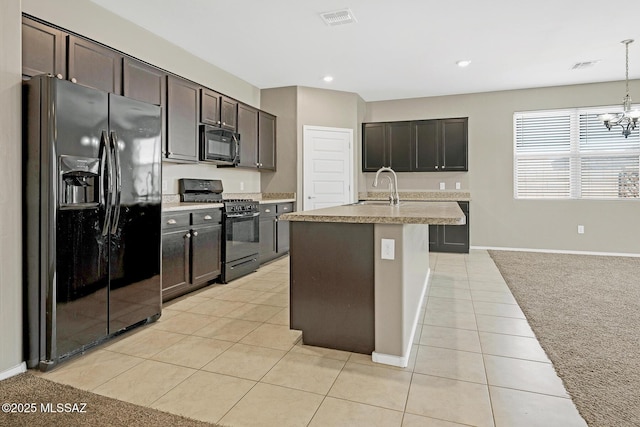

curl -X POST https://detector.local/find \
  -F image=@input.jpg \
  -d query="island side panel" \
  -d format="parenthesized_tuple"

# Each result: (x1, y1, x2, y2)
(374, 224, 429, 365)
(290, 221, 375, 354)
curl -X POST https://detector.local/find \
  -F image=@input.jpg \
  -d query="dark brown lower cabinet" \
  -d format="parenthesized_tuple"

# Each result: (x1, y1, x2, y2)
(259, 203, 292, 265)
(161, 213, 190, 300)
(429, 201, 469, 253)
(162, 209, 222, 302)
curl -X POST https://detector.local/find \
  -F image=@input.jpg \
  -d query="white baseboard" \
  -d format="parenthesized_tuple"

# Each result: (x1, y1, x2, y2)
(0, 362, 26, 381)
(372, 268, 431, 368)
(372, 351, 409, 367)
(471, 245, 640, 258)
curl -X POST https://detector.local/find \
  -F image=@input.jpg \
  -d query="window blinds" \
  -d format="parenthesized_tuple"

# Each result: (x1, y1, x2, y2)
(514, 107, 640, 199)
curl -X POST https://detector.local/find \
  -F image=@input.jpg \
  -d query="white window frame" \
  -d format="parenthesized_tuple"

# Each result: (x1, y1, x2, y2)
(514, 106, 640, 200)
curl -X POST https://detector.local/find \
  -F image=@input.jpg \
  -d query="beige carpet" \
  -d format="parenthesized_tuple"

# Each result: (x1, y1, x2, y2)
(0, 373, 219, 427)
(488, 250, 640, 427)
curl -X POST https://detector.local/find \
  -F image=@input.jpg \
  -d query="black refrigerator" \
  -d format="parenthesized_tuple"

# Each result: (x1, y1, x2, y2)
(24, 75, 162, 371)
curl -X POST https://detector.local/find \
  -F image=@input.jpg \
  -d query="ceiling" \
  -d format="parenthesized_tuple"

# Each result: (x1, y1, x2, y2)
(91, 0, 640, 102)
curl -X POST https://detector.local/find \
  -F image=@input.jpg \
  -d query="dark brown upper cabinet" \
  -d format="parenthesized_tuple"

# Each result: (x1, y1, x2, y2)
(258, 111, 276, 171)
(236, 106, 276, 171)
(200, 88, 222, 126)
(440, 118, 468, 171)
(362, 122, 411, 172)
(123, 58, 166, 154)
(220, 96, 238, 131)
(413, 118, 468, 171)
(362, 123, 386, 171)
(166, 75, 200, 162)
(123, 58, 166, 106)
(236, 103, 259, 168)
(200, 90, 237, 131)
(387, 122, 412, 171)
(363, 118, 468, 172)
(67, 36, 123, 94)
(412, 120, 440, 171)
(22, 16, 66, 79)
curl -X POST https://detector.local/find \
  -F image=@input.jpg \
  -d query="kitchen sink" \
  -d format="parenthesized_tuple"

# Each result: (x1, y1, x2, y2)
(351, 200, 403, 206)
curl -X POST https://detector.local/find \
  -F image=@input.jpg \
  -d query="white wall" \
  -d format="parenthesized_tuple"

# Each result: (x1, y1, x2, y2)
(365, 81, 640, 254)
(0, 0, 25, 377)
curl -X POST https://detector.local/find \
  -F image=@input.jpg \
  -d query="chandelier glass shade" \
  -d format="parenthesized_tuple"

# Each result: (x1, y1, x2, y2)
(599, 39, 640, 138)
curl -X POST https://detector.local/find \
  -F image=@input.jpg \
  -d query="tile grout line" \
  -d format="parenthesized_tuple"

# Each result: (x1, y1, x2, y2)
(466, 255, 497, 427)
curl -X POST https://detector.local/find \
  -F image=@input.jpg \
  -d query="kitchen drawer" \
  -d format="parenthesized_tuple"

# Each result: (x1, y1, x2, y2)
(192, 209, 222, 225)
(277, 203, 294, 214)
(260, 204, 277, 217)
(162, 212, 190, 230)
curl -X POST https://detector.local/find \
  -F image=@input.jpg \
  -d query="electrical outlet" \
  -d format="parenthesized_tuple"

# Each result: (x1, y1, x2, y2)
(439, 182, 446, 190)
(240, 181, 245, 191)
(577, 225, 585, 234)
(455, 182, 461, 190)
(381, 239, 395, 260)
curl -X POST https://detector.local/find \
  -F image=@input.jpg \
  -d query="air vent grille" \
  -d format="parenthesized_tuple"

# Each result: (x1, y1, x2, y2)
(320, 8, 357, 26)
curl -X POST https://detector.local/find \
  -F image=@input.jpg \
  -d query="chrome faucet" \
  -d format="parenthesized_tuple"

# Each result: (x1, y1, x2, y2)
(372, 167, 400, 205)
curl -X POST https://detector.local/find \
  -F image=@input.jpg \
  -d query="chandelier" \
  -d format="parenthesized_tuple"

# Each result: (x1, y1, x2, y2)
(599, 39, 640, 138)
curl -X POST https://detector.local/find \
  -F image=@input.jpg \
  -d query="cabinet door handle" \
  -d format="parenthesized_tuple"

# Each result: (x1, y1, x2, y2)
(204, 215, 212, 220)
(265, 209, 271, 213)
(442, 165, 446, 169)
(192, 231, 198, 237)
(435, 165, 439, 170)
(185, 233, 191, 239)
(167, 219, 177, 225)
(217, 120, 221, 125)
(71, 77, 77, 83)
(283, 207, 289, 211)
(56, 74, 63, 79)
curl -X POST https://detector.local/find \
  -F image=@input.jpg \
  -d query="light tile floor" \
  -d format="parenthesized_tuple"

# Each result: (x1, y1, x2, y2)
(41, 250, 588, 426)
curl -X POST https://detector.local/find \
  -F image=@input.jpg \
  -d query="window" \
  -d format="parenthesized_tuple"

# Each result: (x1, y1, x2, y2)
(514, 107, 640, 199)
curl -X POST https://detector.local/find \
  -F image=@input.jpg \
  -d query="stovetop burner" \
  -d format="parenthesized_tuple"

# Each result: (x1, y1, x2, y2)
(224, 198, 254, 203)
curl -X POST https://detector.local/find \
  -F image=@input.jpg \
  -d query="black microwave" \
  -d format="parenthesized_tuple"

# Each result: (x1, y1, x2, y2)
(199, 125, 240, 165)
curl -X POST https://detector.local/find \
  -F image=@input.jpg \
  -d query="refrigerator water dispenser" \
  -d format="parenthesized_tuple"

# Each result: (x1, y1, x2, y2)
(59, 155, 100, 208)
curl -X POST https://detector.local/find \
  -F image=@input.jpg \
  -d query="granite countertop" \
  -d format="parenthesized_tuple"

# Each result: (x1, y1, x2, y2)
(359, 191, 471, 202)
(279, 201, 465, 225)
(162, 193, 296, 212)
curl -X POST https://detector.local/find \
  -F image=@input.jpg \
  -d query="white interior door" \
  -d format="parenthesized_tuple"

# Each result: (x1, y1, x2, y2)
(303, 126, 354, 211)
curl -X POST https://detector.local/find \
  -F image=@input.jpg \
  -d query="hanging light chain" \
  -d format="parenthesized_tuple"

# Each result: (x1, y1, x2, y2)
(625, 39, 631, 98)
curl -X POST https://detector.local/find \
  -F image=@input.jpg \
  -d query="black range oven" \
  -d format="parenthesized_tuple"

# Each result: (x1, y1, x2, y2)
(178, 179, 259, 283)
(222, 199, 260, 283)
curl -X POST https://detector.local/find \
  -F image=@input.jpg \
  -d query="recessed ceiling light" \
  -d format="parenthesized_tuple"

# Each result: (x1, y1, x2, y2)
(323, 75, 334, 82)
(456, 60, 472, 68)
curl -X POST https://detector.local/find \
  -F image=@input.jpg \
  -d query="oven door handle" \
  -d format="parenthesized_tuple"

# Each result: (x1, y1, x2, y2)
(225, 212, 260, 218)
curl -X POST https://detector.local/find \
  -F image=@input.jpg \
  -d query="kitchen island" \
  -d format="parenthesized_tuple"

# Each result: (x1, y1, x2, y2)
(280, 201, 465, 367)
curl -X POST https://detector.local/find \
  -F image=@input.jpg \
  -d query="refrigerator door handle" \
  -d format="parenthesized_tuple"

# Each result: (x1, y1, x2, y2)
(110, 131, 122, 235)
(101, 130, 112, 237)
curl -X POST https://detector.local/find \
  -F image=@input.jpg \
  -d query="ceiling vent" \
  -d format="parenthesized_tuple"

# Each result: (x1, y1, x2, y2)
(572, 60, 600, 70)
(320, 8, 357, 26)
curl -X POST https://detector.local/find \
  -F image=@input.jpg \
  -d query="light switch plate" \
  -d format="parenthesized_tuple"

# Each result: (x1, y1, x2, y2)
(439, 182, 446, 190)
(455, 182, 461, 190)
(381, 238, 395, 260)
